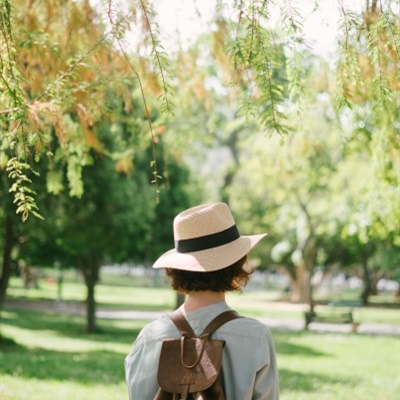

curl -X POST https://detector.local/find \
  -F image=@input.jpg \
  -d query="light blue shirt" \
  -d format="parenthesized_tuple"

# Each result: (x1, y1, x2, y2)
(125, 301, 280, 400)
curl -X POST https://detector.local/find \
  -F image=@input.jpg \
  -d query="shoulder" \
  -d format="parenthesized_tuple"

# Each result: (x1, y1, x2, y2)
(219, 315, 272, 340)
(215, 316, 276, 371)
(217, 316, 275, 357)
(136, 314, 179, 344)
(126, 314, 177, 361)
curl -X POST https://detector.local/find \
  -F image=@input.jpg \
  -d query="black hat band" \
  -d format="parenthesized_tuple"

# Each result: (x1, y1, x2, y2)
(175, 225, 240, 253)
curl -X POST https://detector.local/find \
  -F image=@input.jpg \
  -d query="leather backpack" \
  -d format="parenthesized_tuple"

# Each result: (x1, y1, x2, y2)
(153, 310, 240, 400)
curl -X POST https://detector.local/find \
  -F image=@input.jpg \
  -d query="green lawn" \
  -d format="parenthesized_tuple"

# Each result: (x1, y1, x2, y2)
(1, 307, 399, 400)
(2, 276, 399, 399)
(6, 276, 400, 324)
(0, 308, 132, 400)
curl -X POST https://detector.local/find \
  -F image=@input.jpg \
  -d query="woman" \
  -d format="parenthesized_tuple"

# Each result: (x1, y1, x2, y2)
(125, 202, 280, 400)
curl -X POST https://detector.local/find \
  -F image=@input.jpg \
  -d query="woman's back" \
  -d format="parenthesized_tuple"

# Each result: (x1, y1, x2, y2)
(125, 302, 279, 400)
(125, 203, 279, 399)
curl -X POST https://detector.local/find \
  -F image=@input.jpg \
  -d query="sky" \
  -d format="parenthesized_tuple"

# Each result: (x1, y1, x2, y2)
(156, 0, 365, 58)
(91, 0, 366, 59)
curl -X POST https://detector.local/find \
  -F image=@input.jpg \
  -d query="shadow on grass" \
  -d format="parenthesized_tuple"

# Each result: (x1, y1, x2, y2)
(273, 331, 329, 357)
(0, 335, 23, 348)
(279, 368, 357, 393)
(1, 339, 356, 391)
(6, 296, 173, 312)
(1, 308, 143, 344)
(1, 342, 126, 385)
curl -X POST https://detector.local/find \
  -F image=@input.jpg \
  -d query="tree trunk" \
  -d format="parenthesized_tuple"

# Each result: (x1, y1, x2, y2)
(288, 233, 317, 310)
(0, 216, 16, 312)
(289, 266, 313, 306)
(303, 237, 317, 313)
(303, 268, 314, 312)
(295, 199, 317, 311)
(86, 278, 96, 333)
(289, 266, 306, 303)
(360, 253, 371, 306)
(81, 257, 99, 333)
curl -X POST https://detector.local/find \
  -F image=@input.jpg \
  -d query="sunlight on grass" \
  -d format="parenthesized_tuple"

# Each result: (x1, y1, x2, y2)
(276, 331, 400, 400)
(3, 274, 399, 400)
(1, 375, 128, 400)
(7, 276, 400, 324)
(7, 277, 176, 311)
(7, 277, 86, 302)
(1, 324, 132, 354)
(1, 308, 136, 400)
(2, 306, 399, 400)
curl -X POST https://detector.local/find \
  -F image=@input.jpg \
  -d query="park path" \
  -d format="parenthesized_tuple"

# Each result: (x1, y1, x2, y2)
(4, 298, 400, 336)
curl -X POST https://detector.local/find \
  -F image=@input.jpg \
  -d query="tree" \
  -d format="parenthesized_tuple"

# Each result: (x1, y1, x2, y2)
(0, 0, 160, 218)
(226, 61, 394, 306)
(18, 145, 155, 332)
(1, 0, 398, 314)
(1, 0, 398, 219)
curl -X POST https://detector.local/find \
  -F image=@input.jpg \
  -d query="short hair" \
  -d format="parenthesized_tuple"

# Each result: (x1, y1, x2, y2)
(165, 255, 250, 293)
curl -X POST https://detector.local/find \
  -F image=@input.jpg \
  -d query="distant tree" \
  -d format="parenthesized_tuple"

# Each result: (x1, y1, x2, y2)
(1, 0, 398, 219)
(17, 147, 155, 332)
(1, 0, 398, 315)
(370, 240, 400, 290)
(11, 128, 202, 330)
(227, 62, 386, 306)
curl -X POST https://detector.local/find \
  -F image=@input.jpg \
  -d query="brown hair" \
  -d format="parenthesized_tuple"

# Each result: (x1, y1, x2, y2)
(165, 255, 250, 293)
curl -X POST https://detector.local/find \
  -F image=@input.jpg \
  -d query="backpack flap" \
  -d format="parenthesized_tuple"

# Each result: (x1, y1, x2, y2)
(157, 337, 226, 394)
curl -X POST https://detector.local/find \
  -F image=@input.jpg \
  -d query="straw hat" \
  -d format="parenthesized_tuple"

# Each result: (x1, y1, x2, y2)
(152, 202, 267, 272)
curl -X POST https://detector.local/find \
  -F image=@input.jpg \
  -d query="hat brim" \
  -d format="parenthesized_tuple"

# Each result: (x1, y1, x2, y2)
(152, 233, 267, 272)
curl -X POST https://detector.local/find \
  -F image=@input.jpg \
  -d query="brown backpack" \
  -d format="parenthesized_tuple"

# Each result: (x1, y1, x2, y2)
(153, 310, 240, 400)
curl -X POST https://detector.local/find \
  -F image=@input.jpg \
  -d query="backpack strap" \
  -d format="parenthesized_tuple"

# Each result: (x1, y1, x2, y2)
(168, 309, 241, 339)
(169, 309, 196, 338)
(200, 310, 241, 338)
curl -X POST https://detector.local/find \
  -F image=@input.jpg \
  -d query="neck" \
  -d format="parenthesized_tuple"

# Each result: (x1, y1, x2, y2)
(181, 291, 226, 313)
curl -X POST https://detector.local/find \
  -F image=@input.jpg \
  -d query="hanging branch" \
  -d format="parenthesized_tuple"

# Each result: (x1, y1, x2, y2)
(283, 0, 306, 132)
(0, 35, 108, 117)
(107, 0, 162, 202)
(335, 0, 363, 110)
(139, 0, 175, 116)
(229, 0, 290, 136)
(6, 158, 43, 222)
(0, 6, 110, 219)
(1, 0, 43, 220)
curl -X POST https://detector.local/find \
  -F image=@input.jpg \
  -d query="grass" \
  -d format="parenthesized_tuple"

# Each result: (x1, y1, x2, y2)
(6, 276, 400, 324)
(0, 309, 134, 400)
(275, 331, 400, 399)
(1, 308, 399, 400)
(2, 275, 400, 399)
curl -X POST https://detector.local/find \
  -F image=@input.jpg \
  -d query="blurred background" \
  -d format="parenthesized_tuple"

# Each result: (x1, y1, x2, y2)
(0, 0, 399, 399)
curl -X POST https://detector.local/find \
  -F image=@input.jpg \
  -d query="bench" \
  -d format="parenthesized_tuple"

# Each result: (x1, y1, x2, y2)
(304, 301, 362, 333)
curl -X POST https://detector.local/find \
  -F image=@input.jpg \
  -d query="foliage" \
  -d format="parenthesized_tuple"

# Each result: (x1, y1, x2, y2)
(334, 1, 400, 245)
(6, 158, 42, 221)
(370, 241, 400, 282)
(0, 62, 201, 325)
(0, 0, 398, 316)
(225, 55, 398, 303)
(1, 0, 398, 220)
(0, 0, 109, 217)
(224, 1, 290, 135)
(0, 0, 164, 217)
